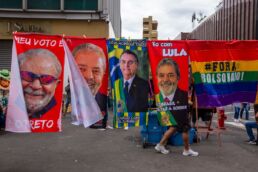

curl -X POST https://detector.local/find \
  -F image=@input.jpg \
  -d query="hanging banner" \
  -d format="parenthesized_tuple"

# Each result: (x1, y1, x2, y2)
(108, 39, 149, 128)
(256, 86, 258, 104)
(147, 40, 189, 127)
(63, 37, 106, 128)
(188, 41, 258, 107)
(6, 33, 64, 132)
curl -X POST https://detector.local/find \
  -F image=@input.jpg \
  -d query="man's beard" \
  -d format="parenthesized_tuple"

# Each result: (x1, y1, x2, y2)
(24, 87, 53, 114)
(159, 81, 176, 96)
(86, 78, 100, 96)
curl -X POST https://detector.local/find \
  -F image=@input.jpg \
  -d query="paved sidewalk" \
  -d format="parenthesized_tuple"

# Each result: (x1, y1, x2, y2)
(0, 114, 257, 172)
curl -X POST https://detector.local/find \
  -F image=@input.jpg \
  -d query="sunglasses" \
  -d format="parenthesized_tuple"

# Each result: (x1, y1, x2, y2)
(20, 71, 58, 85)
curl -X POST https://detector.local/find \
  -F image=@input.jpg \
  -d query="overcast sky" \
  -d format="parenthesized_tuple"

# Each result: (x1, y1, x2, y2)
(121, 0, 221, 39)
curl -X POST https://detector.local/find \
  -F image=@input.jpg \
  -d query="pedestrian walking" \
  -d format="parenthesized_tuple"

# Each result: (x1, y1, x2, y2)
(233, 103, 241, 123)
(240, 102, 250, 120)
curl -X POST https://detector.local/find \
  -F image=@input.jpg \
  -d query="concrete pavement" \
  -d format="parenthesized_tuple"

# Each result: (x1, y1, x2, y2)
(0, 111, 257, 172)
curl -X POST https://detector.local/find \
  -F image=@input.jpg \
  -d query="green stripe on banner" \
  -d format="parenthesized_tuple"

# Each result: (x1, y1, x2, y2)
(113, 79, 128, 128)
(115, 79, 127, 112)
(155, 93, 177, 126)
(193, 71, 258, 85)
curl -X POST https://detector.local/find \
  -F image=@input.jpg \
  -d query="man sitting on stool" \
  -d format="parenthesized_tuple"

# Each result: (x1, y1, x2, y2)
(154, 58, 199, 156)
(244, 104, 258, 145)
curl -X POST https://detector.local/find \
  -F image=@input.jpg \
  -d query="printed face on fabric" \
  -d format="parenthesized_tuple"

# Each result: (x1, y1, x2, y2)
(119, 51, 138, 80)
(0, 77, 10, 90)
(156, 59, 179, 97)
(73, 43, 106, 96)
(0, 69, 10, 90)
(19, 48, 61, 116)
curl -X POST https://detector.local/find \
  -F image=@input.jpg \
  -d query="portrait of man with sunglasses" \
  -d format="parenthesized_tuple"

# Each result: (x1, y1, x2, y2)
(73, 43, 108, 128)
(116, 50, 149, 112)
(18, 48, 62, 119)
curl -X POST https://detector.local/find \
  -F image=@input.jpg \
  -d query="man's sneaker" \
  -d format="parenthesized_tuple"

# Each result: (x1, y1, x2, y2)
(155, 144, 170, 154)
(97, 128, 106, 131)
(106, 125, 114, 130)
(234, 119, 239, 123)
(182, 149, 199, 156)
(247, 140, 257, 145)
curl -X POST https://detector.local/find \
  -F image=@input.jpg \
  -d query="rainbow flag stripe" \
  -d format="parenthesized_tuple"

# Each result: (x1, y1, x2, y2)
(188, 41, 258, 107)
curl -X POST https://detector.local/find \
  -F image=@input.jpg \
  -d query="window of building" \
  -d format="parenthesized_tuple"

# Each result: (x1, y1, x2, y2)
(27, 0, 60, 10)
(0, 0, 99, 11)
(0, 0, 22, 9)
(64, 0, 98, 10)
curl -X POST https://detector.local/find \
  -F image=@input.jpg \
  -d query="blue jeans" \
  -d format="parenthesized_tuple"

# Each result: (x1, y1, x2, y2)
(245, 121, 258, 141)
(234, 107, 240, 119)
(240, 103, 249, 120)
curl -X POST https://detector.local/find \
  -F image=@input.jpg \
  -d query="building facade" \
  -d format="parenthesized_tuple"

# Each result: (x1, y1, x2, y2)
(143, 16, 158, 40)
(0, 0, 121, 70)
(190, 0, 258, 40)
(174, 32, 190, 40)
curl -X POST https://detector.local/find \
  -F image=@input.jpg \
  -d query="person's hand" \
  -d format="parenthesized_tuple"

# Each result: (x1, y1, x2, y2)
(188, 98, 193, 105)
(255, 112, 258, 124)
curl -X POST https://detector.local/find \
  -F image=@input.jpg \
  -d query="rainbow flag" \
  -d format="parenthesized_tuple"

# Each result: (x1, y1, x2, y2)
(188, 41, 258, 107)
